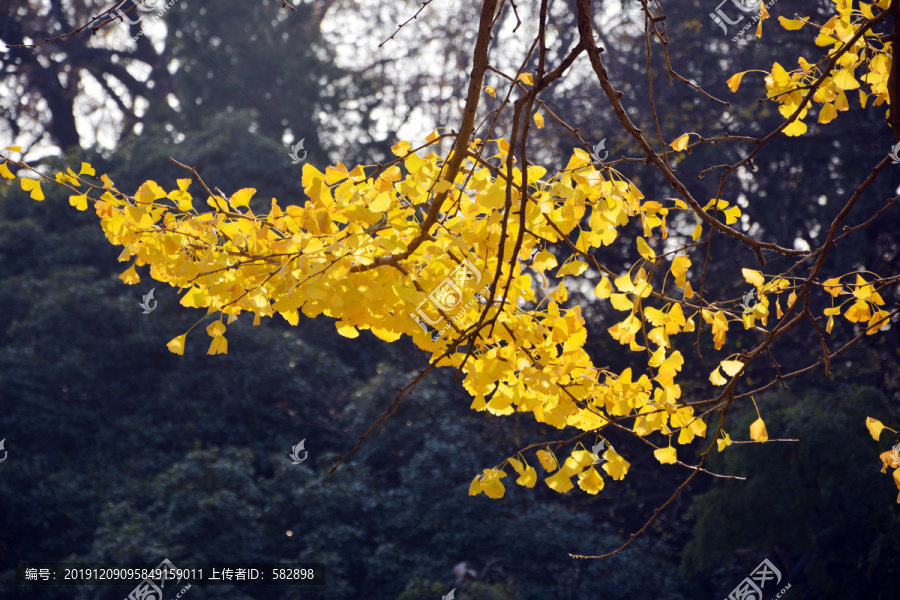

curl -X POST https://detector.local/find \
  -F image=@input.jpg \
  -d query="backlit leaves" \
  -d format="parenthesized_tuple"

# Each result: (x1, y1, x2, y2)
(670, 133, 692, 152)
(867, 416, 886, 441)
(654, 446, 677, 465)
(5, 94, 894, 502)
(750, 417, 769, 442)
(749, 1, 893, 134)
(167, 334, 187, 356)
(20, 177, 44, 201)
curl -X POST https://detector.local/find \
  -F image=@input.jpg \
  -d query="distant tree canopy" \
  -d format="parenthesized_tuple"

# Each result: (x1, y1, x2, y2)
(4, 0, 900, 563)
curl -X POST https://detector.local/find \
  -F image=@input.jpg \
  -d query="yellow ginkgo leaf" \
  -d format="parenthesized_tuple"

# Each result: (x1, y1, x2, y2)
(20, 177, 44, 201)
(532, 250, 558, 272)
(391, 140, 412, 157)
(577, 467, 605, 494)
(614, 273, 635, 293)
(602, 448, 630, 480)
(832, 68, 860, 91)
(594, 276, 613, 299)
(119, 264, 140, 285)
(336, 322, 360, 338)
(609, 293, 633, 311)
(717, 432, 732, 452)
(818, 103, 838, 124)
(783, 120, 808, 137)
(206, 321, 226, 337)
(533, 111, 545, 129)
(479, 468, 507, 499)
(484, 86, 496, 98)
(742, 268, 765, 288)
(519, 73, 534, 86)
(721, 360, 744, 377)
(866, 416, 885, 441)
(654, 446, 677, 464)
(637, 237, 656, 261)
(880, 450, 900, 473)
(69, 194, 88, 211)
(670, 133, 692, 152)
(557, 260, 588, 277)
(230, 188, 257, 210)
(208, 336, 228, 355)
(778, 16, 807, 30)
(79, 162, 95, 176)
(167, 334, 187, 356)
(536, 449, 558, 472)
(709, 367, 728, 386)
(823, 277, 843, 297)
(727, 71, 749, 93)
(691, 218, 703, 241)
(468, 474, 485, 496)
(517, 465, 537, 488)
(755, 0, 769, 37)
(545, 470, 574, 493)
(0, 162, 13, 179)
(509, 457, 537, 488)
(727, 199, 747, 224)
(835, 91, 849, 111)
(750, 417, 768, 442)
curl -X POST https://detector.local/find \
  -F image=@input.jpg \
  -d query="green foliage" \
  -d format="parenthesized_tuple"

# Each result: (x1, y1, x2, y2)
(682, 386, 900, 599)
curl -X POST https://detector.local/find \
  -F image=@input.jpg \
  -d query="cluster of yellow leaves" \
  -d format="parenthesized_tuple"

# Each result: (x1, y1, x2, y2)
(2, 123, 888, 499)
(822, 273, 890, 334)
(866, 417, 900, 502)
(2, 139, 716, 496)
(727, 0, 892, 136)
(471, 442, 632, 498)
